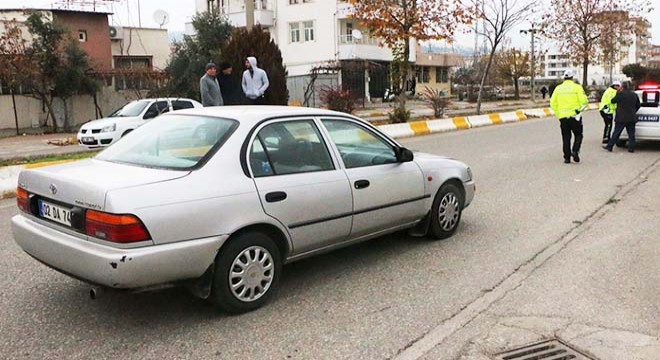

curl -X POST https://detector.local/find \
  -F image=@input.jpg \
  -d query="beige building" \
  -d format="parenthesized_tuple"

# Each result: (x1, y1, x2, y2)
(414, 51, 463, 95)
(110, 26, 170, 71)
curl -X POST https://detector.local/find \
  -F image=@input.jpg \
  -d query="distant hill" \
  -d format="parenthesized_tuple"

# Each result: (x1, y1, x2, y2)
(419, 44, 474, 56)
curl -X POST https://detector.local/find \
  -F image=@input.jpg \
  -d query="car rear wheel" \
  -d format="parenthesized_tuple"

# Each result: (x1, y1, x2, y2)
(428, 182, 464, 240)
(209, 231, 281, 314)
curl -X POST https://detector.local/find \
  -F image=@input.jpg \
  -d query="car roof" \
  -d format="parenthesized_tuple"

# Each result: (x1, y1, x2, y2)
(172, 106, 359, 126)
(132, 98, 200, 103)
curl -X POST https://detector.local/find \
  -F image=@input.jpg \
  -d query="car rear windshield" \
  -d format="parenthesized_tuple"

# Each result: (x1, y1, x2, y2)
(96, 115, 238, 170)
(109, 100, 151, 117)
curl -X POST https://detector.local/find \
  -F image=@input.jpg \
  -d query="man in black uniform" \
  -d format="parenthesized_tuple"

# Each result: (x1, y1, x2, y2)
(603, 82, 641, 153)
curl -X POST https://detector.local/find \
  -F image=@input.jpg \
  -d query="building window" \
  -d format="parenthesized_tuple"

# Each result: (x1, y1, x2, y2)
(114, 56, 153, 91)
(435, 67, 448, 83)
(304, 21, 314, 42)
(78, 30, 87, 42)
(290, 23, 301, 43)
(417, 66, 430, 83)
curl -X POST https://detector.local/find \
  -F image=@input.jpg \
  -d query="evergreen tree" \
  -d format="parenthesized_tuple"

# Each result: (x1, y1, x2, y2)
(221, 25, 288, 105)
(164, 12, 233, 100)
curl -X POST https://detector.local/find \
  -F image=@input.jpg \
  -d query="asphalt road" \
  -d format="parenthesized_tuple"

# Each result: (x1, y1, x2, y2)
(1, 111, 658, 360)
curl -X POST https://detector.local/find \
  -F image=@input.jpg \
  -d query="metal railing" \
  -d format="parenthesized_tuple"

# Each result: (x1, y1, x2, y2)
(337, 34, 380, 46)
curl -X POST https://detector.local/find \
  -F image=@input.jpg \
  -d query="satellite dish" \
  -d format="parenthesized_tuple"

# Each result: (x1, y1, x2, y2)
(153, 10, 170, 28)
(351, 29, 363, 40)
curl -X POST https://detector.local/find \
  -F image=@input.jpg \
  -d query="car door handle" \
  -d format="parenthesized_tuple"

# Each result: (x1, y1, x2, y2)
(265, 191, 287, 203)
(354, 180, 370, 189)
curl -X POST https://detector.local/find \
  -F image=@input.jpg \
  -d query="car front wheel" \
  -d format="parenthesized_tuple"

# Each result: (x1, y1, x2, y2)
(209, 231, 281, 314)
(428, 182, 464, 240)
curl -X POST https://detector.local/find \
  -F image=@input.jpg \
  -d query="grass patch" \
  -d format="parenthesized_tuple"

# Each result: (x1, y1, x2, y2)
(0, 151, 99, 167)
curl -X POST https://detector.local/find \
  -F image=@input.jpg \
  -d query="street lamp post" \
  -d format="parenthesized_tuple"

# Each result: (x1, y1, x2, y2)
(521, 26, 539, 102)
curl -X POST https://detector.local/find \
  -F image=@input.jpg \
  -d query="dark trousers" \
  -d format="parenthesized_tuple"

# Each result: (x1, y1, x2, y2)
(560, 117, 583, 160)
(606, 122, 636, 150)
(599, 110, 613, 142)
(247, 96, 265, 105)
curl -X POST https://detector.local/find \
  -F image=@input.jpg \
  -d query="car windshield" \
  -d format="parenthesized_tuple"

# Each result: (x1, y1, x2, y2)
(108, 100, 151, 117)
(96, 115, 238, 170)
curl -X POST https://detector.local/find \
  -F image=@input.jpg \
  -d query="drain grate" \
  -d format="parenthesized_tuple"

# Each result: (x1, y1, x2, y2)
(493, 339, 595, 360)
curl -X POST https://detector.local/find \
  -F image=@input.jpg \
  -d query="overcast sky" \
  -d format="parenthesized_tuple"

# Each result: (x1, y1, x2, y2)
(2, 0, 659, 49)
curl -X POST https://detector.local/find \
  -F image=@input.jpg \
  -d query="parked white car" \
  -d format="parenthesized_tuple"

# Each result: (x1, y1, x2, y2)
(77, 98, 202, 148)
(14, 106, 475, 313)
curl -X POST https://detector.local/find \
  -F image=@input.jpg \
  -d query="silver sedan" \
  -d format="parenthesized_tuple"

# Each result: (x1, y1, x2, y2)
(12, 106, 475, 313)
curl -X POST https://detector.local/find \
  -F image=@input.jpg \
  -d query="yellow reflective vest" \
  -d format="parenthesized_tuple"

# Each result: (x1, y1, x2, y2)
(598, 87, 618, 115)
(550, 80, 589, 119)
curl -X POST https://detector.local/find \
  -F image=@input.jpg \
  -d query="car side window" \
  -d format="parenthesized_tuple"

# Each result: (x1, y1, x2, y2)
(172, 100, 194, 110)
(249, 120, 334, 177)
(321, 119, 397, 168)
(157, 101, 170, 114)
(144, 101, 169, 119)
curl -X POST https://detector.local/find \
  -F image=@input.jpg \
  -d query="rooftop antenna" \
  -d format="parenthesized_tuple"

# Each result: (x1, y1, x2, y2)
(153, 10, 170, 29)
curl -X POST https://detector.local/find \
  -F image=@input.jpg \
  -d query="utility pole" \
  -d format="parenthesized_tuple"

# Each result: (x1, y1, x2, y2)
(245, 0, 255, 29)
(520, 25, 539, 102)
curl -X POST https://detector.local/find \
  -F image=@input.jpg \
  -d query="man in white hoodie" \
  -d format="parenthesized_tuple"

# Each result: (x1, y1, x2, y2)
(242, 56, 270, 105)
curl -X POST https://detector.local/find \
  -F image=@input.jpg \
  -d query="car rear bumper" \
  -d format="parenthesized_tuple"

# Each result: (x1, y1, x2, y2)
(621, 123, 660, 140)
(12, 214, 228, 289)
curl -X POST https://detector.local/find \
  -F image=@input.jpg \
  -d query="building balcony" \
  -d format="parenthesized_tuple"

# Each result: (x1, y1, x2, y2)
(222, 0, 274, 27)
(337, 35, 392, 62)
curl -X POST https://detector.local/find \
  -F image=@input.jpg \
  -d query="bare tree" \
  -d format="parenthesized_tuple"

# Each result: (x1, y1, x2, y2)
(473, 0, 534, 114)
(542, 0, 651, 87)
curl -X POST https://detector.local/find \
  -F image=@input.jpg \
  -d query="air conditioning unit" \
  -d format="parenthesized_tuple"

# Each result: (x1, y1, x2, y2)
(109, 26, 123, 40)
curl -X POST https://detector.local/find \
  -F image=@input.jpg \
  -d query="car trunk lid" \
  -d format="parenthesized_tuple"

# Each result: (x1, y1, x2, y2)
(19, 159, 189, 211)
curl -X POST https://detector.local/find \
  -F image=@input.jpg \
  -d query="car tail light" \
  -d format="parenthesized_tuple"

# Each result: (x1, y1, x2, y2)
(638, 83, 659, 90)
(85, 210, 151, 243)
(16, 187, 30, 213)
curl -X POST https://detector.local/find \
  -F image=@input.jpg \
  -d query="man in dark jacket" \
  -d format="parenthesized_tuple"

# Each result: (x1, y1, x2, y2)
(603, 82, 641, 152)
(217, 62, 243, 105)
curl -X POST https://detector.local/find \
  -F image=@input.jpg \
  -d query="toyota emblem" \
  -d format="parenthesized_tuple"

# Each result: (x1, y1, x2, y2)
(49, 184, 58, 195)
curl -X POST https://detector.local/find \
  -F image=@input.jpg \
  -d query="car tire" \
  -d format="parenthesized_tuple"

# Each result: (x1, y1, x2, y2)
(209, 231, 282, 314)
(428, 182, 464, 240)
(615, 140, 627, 148)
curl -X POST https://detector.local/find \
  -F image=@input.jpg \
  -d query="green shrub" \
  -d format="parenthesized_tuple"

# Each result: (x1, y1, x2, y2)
(388, 99, 411, 123)
(420, 86, 450, 118)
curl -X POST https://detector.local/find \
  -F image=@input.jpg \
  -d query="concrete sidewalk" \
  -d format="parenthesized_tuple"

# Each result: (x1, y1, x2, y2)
(355, 98, 549, 123)
(0, 133, 94, 163)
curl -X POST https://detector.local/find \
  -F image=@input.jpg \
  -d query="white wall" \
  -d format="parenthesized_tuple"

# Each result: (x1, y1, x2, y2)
(0, 87, 143, 131)
(275, 0, 339, 76)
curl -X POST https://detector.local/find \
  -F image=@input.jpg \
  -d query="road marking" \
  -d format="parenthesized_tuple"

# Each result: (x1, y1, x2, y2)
(409, 121, 431, 136)
(488, 113, 502, 125)
(393, 158, 660, 360)
(452, 117, 470, 129)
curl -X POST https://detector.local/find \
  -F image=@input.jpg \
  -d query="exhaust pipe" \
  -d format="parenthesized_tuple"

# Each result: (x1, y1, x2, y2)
(89, 286, 105, 300)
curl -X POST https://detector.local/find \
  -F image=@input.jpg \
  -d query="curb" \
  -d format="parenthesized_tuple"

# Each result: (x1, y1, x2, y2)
(0, 104, 599, 201)
(0, 160, 77, 200)
(379, 103, 598, 139)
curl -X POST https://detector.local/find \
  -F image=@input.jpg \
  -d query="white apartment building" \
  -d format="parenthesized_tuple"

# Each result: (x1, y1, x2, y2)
(539, 17, 652, 86)
(191, 0, 416, 104)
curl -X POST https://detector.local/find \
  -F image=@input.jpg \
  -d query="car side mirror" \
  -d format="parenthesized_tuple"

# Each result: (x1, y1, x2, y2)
(396, 147, 414, 162)
(143, 110, 158, 120)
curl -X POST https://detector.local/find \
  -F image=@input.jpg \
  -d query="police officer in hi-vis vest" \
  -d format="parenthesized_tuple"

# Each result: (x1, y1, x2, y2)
(550, 70, 589, 164)
(599, 81, 621, 144)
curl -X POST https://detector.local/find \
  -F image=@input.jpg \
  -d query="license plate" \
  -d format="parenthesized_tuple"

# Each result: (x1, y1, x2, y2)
(38, 200, 72, 227)
(637, 115, 659, 122)
(82, 137, 95, 142)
